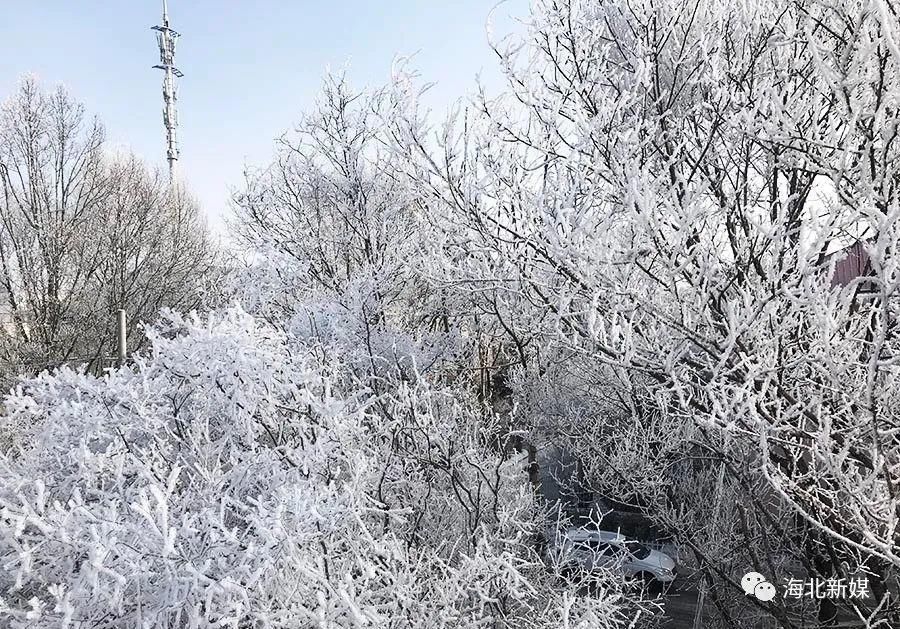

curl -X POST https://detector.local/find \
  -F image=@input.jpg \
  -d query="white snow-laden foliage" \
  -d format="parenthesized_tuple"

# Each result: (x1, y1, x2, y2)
(0, 307, 649, 628)
(381, 0, 900, 624)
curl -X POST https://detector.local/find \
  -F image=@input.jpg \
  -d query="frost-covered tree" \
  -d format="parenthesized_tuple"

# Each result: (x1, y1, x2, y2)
(0, 77, 213, 381)
(388, 0, 900, 625)
(229, 75, 489, 395)
(0, 77, 106, 369)
(93, 157, 212, 362)
(231, 75, 419, 295)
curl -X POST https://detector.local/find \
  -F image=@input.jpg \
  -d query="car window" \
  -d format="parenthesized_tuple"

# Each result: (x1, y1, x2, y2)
(624, 541, 651, 559)
(599, 542, 621, 556)
(582, 539, 621, 557)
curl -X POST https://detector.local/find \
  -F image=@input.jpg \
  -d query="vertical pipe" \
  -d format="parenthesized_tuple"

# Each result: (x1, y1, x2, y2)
(117, 309, 127, 367)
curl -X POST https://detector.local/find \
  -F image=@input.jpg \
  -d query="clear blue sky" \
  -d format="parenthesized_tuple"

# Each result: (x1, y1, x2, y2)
(0, 1, 529, 236)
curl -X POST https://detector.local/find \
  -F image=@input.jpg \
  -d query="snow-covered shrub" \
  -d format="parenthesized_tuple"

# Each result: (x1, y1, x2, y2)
(0, 307, 646, 627)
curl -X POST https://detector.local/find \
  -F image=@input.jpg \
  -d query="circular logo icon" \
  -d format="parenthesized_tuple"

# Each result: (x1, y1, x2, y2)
(742, 572, 777, 601)
(741, 572, 766, 595)
(754, 581, 777, 602)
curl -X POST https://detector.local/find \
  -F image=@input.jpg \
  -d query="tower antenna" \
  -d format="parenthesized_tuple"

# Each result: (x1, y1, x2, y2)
(152, 0, 183, 182)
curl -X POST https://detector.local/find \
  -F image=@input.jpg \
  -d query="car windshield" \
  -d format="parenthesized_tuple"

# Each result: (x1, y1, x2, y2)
(625, 541, 651, 559)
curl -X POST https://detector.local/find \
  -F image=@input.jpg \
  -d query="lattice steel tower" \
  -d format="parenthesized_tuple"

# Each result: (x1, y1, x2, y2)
(152, 0, 183, 181)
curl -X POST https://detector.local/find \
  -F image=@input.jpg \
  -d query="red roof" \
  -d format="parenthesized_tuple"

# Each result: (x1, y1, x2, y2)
(830, 240, 873, 288)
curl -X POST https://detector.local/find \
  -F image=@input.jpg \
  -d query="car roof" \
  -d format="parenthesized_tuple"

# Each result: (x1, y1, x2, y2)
(564, 529, 626, 543)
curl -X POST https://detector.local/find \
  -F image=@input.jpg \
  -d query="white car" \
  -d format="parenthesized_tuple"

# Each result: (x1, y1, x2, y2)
(547, 529, 677, 583)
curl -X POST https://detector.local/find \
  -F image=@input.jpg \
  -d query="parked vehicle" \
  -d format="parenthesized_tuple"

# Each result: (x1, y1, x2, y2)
(546, 528, 677, 583)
